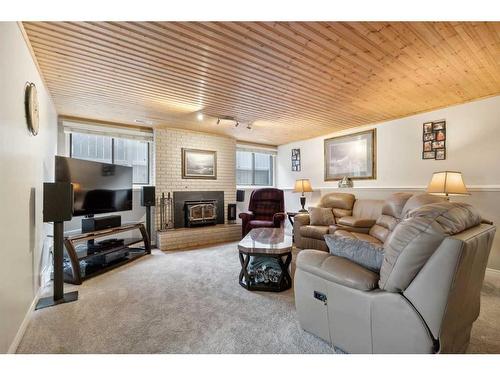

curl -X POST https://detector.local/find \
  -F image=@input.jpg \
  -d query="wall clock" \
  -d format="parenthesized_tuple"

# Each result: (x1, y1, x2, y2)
(25, 82, 39, 136)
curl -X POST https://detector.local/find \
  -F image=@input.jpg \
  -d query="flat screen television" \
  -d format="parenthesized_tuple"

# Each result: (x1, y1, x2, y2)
(55, 156, 133, 216)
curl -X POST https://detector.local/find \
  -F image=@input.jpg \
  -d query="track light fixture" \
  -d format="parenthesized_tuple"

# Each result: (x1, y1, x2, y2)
(214, 115, 252, 130)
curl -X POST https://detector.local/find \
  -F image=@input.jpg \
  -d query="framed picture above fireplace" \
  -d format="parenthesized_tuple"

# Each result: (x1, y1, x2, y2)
(182, 148, 217, 179)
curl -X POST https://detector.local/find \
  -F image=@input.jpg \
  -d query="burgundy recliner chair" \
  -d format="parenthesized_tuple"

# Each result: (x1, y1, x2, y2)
(239, 188, 286, 237)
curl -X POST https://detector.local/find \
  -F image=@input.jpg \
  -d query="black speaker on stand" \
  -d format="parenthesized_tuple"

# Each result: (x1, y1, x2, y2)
(36, 182, 78, 310)
(141, 186, 155, 245)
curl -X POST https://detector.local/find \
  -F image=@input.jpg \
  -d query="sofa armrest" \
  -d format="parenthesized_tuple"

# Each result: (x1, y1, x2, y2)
(297, 250, 379, 291)
(292, 213, 311, 250)
(294, 213, 310, 226)
(337, 216, 376, 228)
(238, 212, 254, 221)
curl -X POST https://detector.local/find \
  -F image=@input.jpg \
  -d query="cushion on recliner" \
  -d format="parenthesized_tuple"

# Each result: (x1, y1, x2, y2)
(368, 193, 413, 243)
(332, 208, 353, 219)
(318, 192, 355, 210)
(351, 232, 383, 245)
(401, 193, 445, 218)
(296, 250, 380, 291)
(337, 216, 376, 228)
(351, 199, 384, 220)
(248, 220, 274, 227)
(382, 192, 414, 218)
(300, 225, 330, 240)
(309, 206, 335, 226)
(379, 202, 482, 292)
(333, 229, 356, 239)
(324, 235, 385, 272)
(334, 229, 382, 245)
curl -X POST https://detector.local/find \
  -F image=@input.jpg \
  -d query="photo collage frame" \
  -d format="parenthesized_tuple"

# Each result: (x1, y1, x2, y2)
(422, 120, 446, 160)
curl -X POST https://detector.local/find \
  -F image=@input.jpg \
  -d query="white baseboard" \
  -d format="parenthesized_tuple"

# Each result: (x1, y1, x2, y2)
(7, 287, 42, 354)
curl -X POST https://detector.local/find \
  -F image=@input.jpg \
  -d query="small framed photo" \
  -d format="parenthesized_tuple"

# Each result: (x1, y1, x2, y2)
(423, 141, 432, 152)
(435, 149, 446, 160)
(423, 151, 436, 159)
(435, 129, 446, 141)
(433, 121, 445, 131)
(432, 140, 445, 149)
(423, 132, 435, 141)
(423, 122, 433, 133)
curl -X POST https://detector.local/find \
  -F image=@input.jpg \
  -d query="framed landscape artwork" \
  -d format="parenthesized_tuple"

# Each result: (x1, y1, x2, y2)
(182, 148, 217, 179)
(324, 129, 376, 181)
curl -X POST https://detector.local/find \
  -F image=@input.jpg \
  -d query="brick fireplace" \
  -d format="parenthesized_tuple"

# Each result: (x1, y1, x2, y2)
(155, 128, 240, 250)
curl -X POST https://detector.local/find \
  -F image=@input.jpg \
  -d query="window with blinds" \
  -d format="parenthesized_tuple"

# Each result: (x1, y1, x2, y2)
(236, 149, 275, 186)
(67, 122, 152, 185)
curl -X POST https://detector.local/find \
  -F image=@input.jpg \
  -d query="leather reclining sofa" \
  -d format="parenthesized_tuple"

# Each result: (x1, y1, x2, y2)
(293, 192, 496, 353)
(293, 192, 445, 252)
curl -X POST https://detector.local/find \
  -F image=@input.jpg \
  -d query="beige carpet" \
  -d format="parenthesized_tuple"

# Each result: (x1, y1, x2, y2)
(17, 243, 500, 354)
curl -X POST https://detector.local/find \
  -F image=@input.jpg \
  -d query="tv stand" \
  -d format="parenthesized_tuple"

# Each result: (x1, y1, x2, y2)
(63, 223, 150, 284)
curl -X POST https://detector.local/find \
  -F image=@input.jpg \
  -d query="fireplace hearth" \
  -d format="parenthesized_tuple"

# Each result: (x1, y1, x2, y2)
(173, 191, 225, 228)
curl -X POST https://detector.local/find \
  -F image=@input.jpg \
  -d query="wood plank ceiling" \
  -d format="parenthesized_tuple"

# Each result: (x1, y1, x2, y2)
(23, 22, 500, 145)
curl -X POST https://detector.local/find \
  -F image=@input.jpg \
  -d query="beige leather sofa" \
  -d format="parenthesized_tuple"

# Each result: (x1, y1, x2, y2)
(293, 192, 444, 251)
(294, 201, 496, 353)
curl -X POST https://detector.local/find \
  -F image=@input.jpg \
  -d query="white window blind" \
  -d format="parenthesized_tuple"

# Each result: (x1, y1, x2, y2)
(236, 144, 277, 186)
(64, 120, 153, 185)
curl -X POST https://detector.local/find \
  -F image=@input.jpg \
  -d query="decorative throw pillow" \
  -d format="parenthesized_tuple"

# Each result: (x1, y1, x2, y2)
(309, 207, 335, 226)
(324, 234, 384, 272)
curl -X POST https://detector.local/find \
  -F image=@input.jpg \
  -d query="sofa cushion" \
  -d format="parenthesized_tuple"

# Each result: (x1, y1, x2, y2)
(325, 235, 385, 272)
(297, 250, 379, 291)
(382, 193, 414, 218)
(300, 225, 330, 240)
(318, 192, 356, 210)
(379, 202, 482, 292)
(337, 216, 376, 228)
(334, 229, 356, 239)
(332, 208, 353, 219)
(248, 219, 274, 228)
(352, 233, 383, 246)
(352, 199, 384, 220)
(309, 206, 335, 226)
(334, 230, 383, 245)
(401, 193, 445, 218)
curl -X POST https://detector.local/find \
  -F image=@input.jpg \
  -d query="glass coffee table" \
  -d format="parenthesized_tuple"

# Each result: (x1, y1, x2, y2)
(238, 228, 293, 292)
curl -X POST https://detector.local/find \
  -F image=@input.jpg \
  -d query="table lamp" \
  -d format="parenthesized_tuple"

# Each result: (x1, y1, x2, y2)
(293, 179, 313, 212)
(427, 171, 469, 200)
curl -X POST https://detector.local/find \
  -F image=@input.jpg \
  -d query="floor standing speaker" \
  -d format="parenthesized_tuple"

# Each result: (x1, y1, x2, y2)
(141, 186, 156, 245)
(37, 182, 78, 310)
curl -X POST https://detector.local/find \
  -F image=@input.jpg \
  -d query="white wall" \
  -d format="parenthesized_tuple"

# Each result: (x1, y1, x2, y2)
(277, 95, 500, 269)
(0, 23, 58, 353)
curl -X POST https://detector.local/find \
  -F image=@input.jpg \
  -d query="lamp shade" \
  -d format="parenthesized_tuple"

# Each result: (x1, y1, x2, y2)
(427, 171, 469, 196)
(293, 179, 313, 193)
